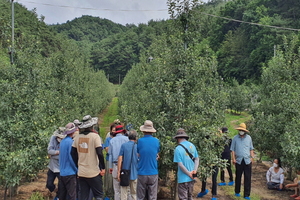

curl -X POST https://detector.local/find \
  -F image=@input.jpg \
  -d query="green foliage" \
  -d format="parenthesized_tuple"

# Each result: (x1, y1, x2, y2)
(28, 192, 44, 200)
(0, 0, 115, 189)
(250, 35, 300, 167)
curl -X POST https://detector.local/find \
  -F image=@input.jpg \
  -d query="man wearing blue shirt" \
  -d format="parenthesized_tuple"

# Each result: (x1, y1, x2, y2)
(59, 123, 78, 200)
(173, 128, 199, 200)
(118, 130, 138, 200)
(109, 125, 129, 200)
(137, 120, 160, 200)
(230, 123, 254, 200)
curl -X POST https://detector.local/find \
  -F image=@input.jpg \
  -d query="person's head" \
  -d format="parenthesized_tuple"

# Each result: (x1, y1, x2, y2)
(110, 123, 117, 136)
(114, 125, 126, 135)
(273, 158, 281, 168)
(140, 120, 156, 134)
(235, 123, 249, 136)
(64, 122, 77, 138)
(173, 128, 189, 143)
(128, 130, 137, 141)
(78, 115, 98, 132)
(53, 127, 66, 142)
(221, 127, 228, 133)
(114, 119, 121, 125)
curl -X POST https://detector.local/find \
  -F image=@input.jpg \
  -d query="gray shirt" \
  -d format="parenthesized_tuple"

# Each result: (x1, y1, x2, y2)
(47, 135, 60, 173)
(230, 134, 254, 165)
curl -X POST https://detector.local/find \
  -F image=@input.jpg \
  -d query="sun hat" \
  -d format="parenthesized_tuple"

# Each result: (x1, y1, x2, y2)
(78, 115, 98, 129)
(64, 123, 77, 135)
(114, 119, 121, 125)
(73, 119, 82, 127)
(173, 128, 189, 139)
(53, 127, 66, 139)
(115, 125, 126, 134)
(235, 123, 249, 132)
(140, 120, 156, 133)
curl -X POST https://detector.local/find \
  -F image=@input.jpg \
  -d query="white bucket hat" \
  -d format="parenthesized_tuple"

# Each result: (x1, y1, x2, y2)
(78, 115, 98, 129)
(140, 120, 156, 133)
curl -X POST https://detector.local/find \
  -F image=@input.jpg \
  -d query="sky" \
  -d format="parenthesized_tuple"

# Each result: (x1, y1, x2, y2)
(15, 0, 208, 25)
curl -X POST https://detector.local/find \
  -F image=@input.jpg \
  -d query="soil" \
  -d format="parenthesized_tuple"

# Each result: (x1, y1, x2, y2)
(0, 161, 296, 200)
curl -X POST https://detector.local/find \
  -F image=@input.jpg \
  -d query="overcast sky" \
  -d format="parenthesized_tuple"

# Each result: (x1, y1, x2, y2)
(15, 0, 208, 25)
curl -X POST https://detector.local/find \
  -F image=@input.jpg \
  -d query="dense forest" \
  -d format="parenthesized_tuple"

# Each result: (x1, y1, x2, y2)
(1, 0, 300, 195)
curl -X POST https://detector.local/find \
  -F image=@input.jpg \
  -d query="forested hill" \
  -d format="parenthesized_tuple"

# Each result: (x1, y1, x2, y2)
(51, 15, 129, 42)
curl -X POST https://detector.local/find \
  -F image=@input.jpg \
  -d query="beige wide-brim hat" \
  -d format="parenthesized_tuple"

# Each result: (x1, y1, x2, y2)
(78, 115, 98, 129)
(140, 120, 156, 133)
(235, 123, 249, 132)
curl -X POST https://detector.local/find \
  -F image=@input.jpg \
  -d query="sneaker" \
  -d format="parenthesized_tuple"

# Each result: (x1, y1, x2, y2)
(211, 197, 218, 200)
(290, 194, 298, 198)
(53, 197, 59, 200)
(218, 182, 226, 186)
(104, 198, 110, 200)
(235, 193, 240, 197)
(294, 197, 300, 200)
(244, 197, 250, 200)
(228, 181, 234, 186)
(197, 189, 209, 198)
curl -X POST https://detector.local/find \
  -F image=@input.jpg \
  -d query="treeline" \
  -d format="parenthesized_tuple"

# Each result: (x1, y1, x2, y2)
(118, 0, 300, 193)
(0, 0, 115, 189)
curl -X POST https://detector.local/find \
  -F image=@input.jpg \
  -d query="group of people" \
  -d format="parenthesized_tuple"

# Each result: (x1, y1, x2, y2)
(46, 118, 258, 200)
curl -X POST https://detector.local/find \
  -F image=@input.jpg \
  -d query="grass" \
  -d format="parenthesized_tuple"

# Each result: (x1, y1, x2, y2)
(99, 97, 121, 139)
(225, 110, 251, 138)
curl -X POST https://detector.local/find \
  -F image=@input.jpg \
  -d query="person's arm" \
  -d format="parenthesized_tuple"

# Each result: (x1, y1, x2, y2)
(178, 162, 194, 179)
(71, 147, 78, 168)
(108, 142, 113, 173)
(96, 147, 105, 176)
(231, 151, 236, 164)
(47, 136, 59, 156)
(117, 155, 123, 182)
(266, 169, 271, 182)
(250, 150, 255, 163)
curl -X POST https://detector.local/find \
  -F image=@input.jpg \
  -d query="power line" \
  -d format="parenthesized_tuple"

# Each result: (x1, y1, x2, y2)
(16, 0, 168, 12)
(200, 12, 300, 32)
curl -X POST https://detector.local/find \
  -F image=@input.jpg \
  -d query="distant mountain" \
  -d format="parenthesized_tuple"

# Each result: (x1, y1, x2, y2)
(51, 15, 129, 42)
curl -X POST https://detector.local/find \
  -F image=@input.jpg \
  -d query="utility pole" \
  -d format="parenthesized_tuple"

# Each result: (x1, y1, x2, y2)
(9, 0, 15, 65)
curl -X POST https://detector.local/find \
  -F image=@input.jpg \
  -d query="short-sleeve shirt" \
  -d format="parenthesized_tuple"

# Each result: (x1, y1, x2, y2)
(59, 136, 77, 176)
(137, 135, 160, 175)
(72, 132, 102, 178)
(103, 136, 112, 161)
(230, 134, 254, 165)
(119, 141, 138, 180)
(173, 140, 198, 183)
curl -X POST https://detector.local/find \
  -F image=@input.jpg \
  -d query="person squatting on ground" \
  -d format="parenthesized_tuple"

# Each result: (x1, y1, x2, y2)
(230, 123, 254, 200)
(117, 130, 138, 200)
(266, 158, 284, 191)
(286, 169, 300, 199)
(71, 115, 106, 200)
(218, 127, 234, 187)
(103, 123, 117, 199)
(137, 120, 160, 200)
(46, 127, 66, 199)
(59, 123, 78, 200)
(108, 125, 129, 200)
(173, 128, 199, 200)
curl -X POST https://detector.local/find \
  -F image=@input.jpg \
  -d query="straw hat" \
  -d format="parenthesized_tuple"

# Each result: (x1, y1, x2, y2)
(235, 123, 249, 132)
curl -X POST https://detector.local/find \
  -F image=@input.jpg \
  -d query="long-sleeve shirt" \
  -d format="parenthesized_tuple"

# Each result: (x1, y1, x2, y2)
(266, 167, 284, 184)
(47, 135, 60, 173)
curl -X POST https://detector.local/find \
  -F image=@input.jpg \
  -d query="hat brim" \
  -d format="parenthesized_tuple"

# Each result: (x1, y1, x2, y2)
(173, 135, 189, 139)
(64, 129, 77, 135)
(78, 117, 98, 129)
(115, 129, 126, 134)
(235, 127, 249, 132)
(140, 125, 156, 133)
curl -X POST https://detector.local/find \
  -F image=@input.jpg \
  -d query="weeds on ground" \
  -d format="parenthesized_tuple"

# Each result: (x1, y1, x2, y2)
(28, 192, 44, 200)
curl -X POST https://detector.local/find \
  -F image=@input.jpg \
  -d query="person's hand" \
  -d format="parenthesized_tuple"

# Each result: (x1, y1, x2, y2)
(232, 159, 236, 165)
(109, 168, 113, 174)
(251, 157, 254, 163)
(117, 174, 120, 182)
(100, 169, 105, 176)
(279, 184, 283, 190)
(286, 184, 291, 188)
(156, 154, 160, 160)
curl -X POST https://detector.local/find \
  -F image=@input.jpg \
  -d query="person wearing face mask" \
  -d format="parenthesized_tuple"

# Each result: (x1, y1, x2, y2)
(230, 123, 254, 200)
(266, 158, 284, 191)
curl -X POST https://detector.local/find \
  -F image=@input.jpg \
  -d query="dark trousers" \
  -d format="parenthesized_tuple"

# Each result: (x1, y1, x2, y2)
(235, 159, 252, 197)
(201, 166, 218, 196)
(78, 174, 103, 200)
(220, 158, 233, 182)
(46, 169, 60, 197)
(59, 174, 77, 200)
